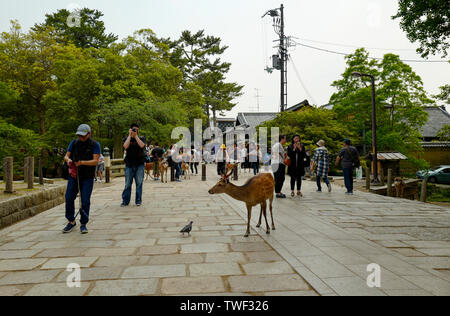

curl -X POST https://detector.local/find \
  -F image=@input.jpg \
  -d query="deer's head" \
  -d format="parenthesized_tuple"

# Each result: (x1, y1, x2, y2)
(208, 170, 233, 195)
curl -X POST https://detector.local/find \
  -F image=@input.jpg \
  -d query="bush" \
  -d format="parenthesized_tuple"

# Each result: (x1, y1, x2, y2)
(0, 119, 45, 178)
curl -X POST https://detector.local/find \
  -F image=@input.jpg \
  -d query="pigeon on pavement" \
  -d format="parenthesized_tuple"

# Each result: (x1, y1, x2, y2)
(180, 221, 193, 236)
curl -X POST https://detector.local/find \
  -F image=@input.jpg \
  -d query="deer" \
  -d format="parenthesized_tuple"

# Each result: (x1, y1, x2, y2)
(394, 177, 406, 198)
(145, 162, 154, 181)
(226, 162, 239, 173)
(208, 169, 275, 237)
(159, 159, 169, 183)
(181, 161, 190, 180)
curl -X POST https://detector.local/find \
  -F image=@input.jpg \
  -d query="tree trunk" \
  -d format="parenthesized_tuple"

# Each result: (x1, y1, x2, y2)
(113, 134, 124, 159)
(206, 104, 210, 123)
(37, 101, 46, 135)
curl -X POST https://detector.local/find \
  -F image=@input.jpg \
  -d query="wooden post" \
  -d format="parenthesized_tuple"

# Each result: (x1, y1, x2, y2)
(104, 156, 111, 184)
(380, 168, 385, 186)
(27, 157, 34, 189)
(202, 163, 206, 181)
(23, 157, 28, 183)
(365, 168, 371, 190)
(387, 169, 393, 197)
(38, 158, 44, 185)
(3, 157, 14, 193)
(420, 179, 428, 203)
(233, 165, 238, 181)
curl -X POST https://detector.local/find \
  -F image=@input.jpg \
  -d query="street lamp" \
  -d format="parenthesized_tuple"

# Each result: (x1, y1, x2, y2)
(352, 72, 380, 184)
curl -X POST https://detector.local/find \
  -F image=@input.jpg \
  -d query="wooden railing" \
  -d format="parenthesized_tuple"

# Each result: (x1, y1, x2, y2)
(110, 159, 126, 178)
(2, 156, 44, 193)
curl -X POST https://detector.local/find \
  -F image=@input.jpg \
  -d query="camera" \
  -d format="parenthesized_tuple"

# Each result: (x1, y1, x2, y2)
(132, 128, 137, 133)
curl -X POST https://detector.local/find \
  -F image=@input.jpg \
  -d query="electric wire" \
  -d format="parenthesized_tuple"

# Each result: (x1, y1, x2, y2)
(293, 41, 449, 63)
(288, 56, 318, 105)
(296, 37, 417, 52)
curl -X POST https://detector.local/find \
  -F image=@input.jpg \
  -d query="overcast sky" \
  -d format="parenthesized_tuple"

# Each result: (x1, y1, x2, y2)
(2, 0, 449, 117)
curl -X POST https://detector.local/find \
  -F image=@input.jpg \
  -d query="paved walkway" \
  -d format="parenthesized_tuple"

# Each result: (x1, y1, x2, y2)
(0, 165, 448, 296)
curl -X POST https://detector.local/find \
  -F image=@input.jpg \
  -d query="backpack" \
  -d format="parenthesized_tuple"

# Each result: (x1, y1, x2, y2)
(346, 147, 360, 168)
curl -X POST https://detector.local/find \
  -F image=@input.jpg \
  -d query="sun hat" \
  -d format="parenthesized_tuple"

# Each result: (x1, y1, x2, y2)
(316, 140, 325, 147)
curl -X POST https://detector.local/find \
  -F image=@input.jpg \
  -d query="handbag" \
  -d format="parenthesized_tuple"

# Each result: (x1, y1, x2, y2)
(284, 155, 291, 167)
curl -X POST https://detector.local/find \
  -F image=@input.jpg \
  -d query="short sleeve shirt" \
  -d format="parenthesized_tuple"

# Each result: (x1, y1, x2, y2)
(271, 143, 285, 165)
(338, 146, 359, 169)
(67, 140, 101, 156)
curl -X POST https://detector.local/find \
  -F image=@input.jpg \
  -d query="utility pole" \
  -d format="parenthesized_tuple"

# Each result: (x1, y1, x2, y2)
(279, 4, 287, 113)
(262, 4, 288, 113)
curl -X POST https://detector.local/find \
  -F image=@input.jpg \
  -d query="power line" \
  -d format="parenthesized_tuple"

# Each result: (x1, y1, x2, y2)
(296, 37, 417, 52)
(288, 57, 317, 105)
(293, 41, 449, 63)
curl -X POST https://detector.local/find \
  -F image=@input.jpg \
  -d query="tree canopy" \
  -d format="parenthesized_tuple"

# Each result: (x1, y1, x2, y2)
(0, 9, 243, 164)
(330, 48, 433, 168)
(392, 0, 450, 58)
(32, 8, 118, 49)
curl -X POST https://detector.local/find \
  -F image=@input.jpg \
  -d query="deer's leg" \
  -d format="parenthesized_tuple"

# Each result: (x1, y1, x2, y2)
(256, 204, 263, 228)
(269, 196, 275, 230)
(245, 204, 252, 238)
(262, 201, 270, 235)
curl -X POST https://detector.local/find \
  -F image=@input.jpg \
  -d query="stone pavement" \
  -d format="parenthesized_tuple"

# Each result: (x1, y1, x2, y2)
(221, 169, 450, 296)
(0, 165, 448, 296)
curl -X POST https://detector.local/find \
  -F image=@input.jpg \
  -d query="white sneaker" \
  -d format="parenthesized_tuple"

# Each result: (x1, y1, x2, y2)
(328, 184, 332, 192)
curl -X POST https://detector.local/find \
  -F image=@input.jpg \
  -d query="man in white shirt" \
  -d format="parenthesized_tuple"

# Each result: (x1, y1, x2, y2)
(272, 135, 287, 198)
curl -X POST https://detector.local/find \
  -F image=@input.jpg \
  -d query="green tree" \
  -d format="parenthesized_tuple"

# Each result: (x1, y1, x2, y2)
(33, 8, 118, 49)
(259, 107, 352, 157)
(168, 30, 243, 121)
(392, 0, 450, 58)
(434, 84, 450, 105)
(0, 118, 45, 176)
(330, 48, 432, 167)
(43, 45, 103, 148)
(95, 98, 187, 158)
(436, 125, 450, 141)
(0, 21, 60, 135)
(0, 81, 18, 120)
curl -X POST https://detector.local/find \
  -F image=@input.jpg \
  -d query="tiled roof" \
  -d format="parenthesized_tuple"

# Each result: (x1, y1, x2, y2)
(420, 106, 450, 138)
(286, 100, 310, 112)
(421, 142, 450, 148)
(236, 112, 278, 128)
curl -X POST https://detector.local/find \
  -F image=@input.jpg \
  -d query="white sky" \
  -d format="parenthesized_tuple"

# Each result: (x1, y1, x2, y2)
(2, 0, 449, 118)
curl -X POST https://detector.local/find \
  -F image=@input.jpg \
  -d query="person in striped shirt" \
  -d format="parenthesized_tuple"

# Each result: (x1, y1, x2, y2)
(311, 140, 332, 193)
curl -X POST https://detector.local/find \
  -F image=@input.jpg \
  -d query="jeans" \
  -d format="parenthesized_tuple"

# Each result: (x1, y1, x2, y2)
(272, 164, 286, 194)
(252, 162, 259, 175)
(122, 164, 145, 205)
(175, 162, 182, 179)
(65, 176, 94, 225)
(343, 167, 354, 193)
(316, 176, 330, 192)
